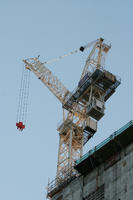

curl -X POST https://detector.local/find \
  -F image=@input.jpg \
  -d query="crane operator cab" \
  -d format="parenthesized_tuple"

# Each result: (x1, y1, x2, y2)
(86, 97, 105, 121)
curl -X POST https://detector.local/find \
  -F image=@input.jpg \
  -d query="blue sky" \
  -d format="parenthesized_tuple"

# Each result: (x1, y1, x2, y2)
(0, 0, 133, 199)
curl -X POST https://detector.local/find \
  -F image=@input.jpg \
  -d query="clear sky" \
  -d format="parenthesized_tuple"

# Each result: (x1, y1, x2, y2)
(0, 0, 133, 199)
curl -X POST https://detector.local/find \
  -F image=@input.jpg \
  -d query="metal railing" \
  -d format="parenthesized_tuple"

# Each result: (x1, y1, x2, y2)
(47, 166, 80, 198)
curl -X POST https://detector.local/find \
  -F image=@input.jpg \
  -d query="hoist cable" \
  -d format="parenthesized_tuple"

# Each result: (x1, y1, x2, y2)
(44, 49, 79, 65)
(16, 64, 30, 131)
(43, 40, 98, 65)
(17, 65, 25, 122)
(21, 68, 30, 124)
(23, 69, 30, 124)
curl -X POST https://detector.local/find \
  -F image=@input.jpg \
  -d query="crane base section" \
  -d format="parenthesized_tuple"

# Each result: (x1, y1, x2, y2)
(57, 118, 83, 149)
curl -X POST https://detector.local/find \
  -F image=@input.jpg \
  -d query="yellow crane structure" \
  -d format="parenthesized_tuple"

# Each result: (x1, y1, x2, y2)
(23, 38, 121, 191)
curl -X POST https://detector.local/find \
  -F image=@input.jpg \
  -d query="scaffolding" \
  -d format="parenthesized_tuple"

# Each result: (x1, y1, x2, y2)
(47, 166, 80, 198)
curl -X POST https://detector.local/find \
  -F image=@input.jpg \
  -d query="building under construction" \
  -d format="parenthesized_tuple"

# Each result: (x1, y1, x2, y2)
(47, 120, 133, 200)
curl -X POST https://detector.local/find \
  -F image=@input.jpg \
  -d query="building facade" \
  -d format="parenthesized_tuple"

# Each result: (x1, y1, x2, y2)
(47, 121, 133, 200)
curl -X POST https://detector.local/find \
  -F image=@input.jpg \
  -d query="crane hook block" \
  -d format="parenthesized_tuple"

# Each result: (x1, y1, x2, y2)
(16, 122, 25, 131)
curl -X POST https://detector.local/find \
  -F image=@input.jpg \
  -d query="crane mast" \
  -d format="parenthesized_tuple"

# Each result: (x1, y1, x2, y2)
(23, 38, 121, 184)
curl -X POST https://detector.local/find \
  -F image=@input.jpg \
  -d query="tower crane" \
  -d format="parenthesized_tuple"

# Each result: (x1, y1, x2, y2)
(21, 38, 121, 182)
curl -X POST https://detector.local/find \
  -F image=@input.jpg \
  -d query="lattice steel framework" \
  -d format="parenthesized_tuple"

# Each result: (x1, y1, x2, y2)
(23, 38, 120, 184)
